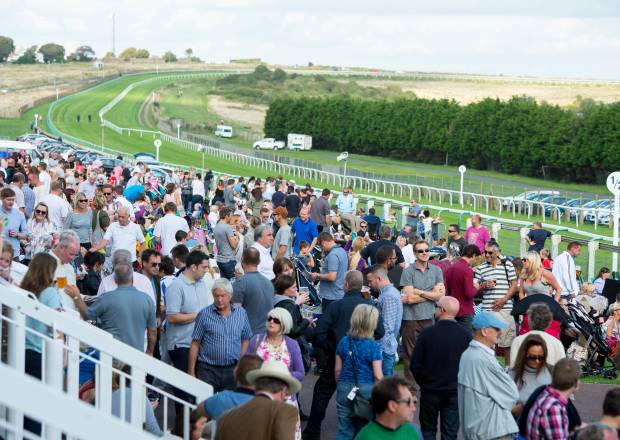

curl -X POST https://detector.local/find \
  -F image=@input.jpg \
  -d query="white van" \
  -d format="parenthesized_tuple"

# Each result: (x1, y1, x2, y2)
(215, 125, 233, 138)
(287, 133, 312, 151)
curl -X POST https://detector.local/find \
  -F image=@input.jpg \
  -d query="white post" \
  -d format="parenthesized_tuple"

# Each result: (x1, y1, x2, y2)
(587, 240, 600, 281)
(606, 172, 620, 272)
(401, 205, 409, 229)
(458, 165, 466, 207)
(491, 222, 501, 241)
(343, 159, 348, 187)
(551, 234, 562, 259)
(177, 123, 181, 139)
(519, 227, 529, 258)
(383, 202, 391, 221)
(45, 338, 65, 440)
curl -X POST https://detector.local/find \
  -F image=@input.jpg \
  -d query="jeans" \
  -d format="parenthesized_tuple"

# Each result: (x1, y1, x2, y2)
(419, 391, 460, 440)
(455, 314, 473, 336)
(217, 260, 236, 280)
(382, 352, 396, 377)
(196, 362, 236, 393)
(335, 381, 373, 440)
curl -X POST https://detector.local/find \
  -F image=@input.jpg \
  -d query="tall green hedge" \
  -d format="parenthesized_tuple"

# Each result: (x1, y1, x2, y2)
(264, 96, 620, 183)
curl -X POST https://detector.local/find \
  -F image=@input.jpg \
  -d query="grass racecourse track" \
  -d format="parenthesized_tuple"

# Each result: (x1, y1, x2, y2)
(0, 71, 617, 383)
(0, 71, 617, 277)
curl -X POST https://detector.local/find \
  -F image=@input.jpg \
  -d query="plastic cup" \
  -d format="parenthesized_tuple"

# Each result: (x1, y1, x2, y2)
(56, 277, 67, 289)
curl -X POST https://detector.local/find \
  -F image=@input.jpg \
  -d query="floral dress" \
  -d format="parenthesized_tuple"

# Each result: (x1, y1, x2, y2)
(255, 337, 301, 440)
(25, 219, 56, 259)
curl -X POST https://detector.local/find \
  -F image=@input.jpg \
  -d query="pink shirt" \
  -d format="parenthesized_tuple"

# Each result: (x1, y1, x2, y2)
(464, 225, 490, 252)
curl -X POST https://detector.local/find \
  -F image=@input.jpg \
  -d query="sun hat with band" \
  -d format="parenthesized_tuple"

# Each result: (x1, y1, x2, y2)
(246, 360, 302, 395)
(472, 312, 508, 330)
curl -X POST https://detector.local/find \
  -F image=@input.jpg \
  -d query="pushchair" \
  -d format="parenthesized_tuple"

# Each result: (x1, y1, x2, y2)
(564, 300, 617, 379)
(292, 256, 321, 307)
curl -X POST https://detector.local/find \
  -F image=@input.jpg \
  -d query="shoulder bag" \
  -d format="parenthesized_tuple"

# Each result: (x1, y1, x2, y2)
(348, 338, 374, 421)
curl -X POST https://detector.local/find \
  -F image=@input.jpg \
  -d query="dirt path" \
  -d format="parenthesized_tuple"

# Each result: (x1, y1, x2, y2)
(206, 95, 267, 128)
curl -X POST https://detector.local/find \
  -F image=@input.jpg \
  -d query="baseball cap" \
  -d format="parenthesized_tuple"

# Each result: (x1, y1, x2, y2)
(472, 312, 508, 330)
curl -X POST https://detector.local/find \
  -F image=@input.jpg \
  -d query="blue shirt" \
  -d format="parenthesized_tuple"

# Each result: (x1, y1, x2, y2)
(22, 185, 35, 218)
(291, 217, 318, 254)
(407, 205, 422, 227)
(377, 284, 403, 355)
(26, 287, 62, 353)
(203, 388, 254, 420)
(336, 194, 354, 215)
(1, 205, 27, 257)
(336, 336, 382, 384)
(192, 304, 252, 366)
(319, 245, 348, 300)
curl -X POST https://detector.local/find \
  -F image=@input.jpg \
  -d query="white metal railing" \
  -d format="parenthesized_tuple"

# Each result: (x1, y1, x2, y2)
(0, 362, 156, 440)
(0, 280, 212, 440)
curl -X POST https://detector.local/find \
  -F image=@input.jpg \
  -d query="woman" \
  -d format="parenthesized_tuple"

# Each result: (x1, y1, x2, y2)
(91, 194, 110, 246)
(247, 308, 304, 440)
(594, 267, 611, 295)
(273, 275, 312, 340)
(348, 236, 367, 272)
(603, 303, 620, 355)
(335, 304, 383, 440)
(21, 253, 63, 435)
(64, 191, 93, 249)
(508, 334, 552, 416)
(249, 187, 263, 217)
(519, 251, 562, 301)
(273, 257, 295, 278)
(211, 180, 225, 205)
(164, 183, 183, 214)
(24, 202, 56, 263)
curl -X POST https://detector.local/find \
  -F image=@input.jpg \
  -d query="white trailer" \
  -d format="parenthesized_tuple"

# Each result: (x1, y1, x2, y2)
(214, 125, 233, 138)
(287, 133, 312, 151)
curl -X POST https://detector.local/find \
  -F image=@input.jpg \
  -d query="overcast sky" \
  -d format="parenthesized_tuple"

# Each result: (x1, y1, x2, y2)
(2, 0, 620, 79)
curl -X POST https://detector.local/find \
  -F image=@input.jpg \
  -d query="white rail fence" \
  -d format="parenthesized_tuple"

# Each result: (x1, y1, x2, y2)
(0, 280, 212, 440)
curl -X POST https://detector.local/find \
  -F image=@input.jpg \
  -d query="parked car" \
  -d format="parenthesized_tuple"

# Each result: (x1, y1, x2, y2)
(539, 195, 568, 216)
(546, 198, 594, 218)
(502, 190, 560, 208)
(584, 199, 613, 223)
(253, 138, 285, 150)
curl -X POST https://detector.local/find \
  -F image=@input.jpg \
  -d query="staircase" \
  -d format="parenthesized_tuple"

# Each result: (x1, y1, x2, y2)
(0, 279, 213, 439)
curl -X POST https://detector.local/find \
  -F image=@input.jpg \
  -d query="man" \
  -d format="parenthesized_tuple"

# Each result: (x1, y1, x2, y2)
(367, 265, 403, 376)
(140, 249, 162, 316)
(0, 187, 27, 258)
(464, 214, 491, 253)
(445, 244, 482, 332)
(399, 240, 445, 389)
(374, 245, 404, 290)
(90, 207, 145, 263)
(40, 181, 70, 229)
(78, 171, 98, 200)
(363, 207, 382, 238)
(71, 263, 157, 354)
(4, 156, 17, 183)
(8, 171, 25, 216)
(171, 244, 189, 275)
(271, 181, 286, 208)
(97, 249, 157, 307)
(154, 202, 189, 256)
(13, 173, 35, 218)
(285, 186, 301, 219)
(447, 224, 467, 256)
(291, 206, 318, 254)
(50, 231, 80, 310)
(527, 221, 552, 253)
(204, 169, 214, 193)
(406, 199, 422, 233)
(113, 185, 134, 219)
(310, 188, 331, 233)
(525, 359, 581, 440)
(251, 224, 275, 280)
(310, 232, 348, 310)
(272, 206, 292, 259)
(189, 278, 253, 392)
(262, 177, 276, 202)
(216, 360, 300, 440)
(600, 388, 620, 436)
(28, 167, 46, 204)
(37, 162, 51, 194)
(193, 354, 263, 422)
(336, 187, 356, 234)
(223, 178, 236, 209)
(355, 376, 420, 440)
(232, 247, 275, 334)
(458, 312, 519, 440)
(303, 271, 385, 440)
(410, 296, 471, 440)
(509, 303, 566, 367)
(553, 241, 581, 299)
(213, 206, 239, 280)
(361, 225, 405, 267)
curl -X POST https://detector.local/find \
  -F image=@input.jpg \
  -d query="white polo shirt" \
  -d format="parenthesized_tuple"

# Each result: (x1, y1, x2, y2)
(103, 221, 145, 262)
(153, 213, 189, 256)
(251, 242, 275, 280)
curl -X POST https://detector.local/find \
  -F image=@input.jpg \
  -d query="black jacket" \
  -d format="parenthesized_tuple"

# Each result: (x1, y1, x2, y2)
(274, 295, 310, 340)
(78, 270, 101, 296)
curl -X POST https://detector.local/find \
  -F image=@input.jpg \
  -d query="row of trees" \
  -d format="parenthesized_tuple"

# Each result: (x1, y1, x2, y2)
(0, 36, 199, 64)
(264, 96, 620, 183)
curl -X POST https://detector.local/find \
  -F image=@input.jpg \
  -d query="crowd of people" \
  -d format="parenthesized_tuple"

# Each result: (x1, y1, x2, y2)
(0, 144, 619, 440)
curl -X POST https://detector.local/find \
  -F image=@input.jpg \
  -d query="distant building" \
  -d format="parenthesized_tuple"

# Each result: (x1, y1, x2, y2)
(229, 58, 262, 64)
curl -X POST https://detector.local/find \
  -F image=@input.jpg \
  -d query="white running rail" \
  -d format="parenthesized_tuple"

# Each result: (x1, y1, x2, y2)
(0, 279, 212, 440)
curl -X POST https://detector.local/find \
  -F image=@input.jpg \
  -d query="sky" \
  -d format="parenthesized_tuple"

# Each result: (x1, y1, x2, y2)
(2, 0, 620, 79)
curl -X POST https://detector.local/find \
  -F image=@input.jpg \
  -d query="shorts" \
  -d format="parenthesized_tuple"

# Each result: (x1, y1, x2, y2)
(491, 309, 516, 348)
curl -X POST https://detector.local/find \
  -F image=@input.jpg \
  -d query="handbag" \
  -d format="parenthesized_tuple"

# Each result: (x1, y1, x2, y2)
(347, 338, 374, 421)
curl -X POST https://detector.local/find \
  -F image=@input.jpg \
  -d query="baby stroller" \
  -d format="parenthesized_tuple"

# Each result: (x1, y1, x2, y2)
(292, 256, 321, 307)
(565, 300, 617, 379)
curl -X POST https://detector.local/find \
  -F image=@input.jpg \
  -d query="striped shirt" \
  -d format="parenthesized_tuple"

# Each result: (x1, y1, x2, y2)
(192, 304, 252, 366)
(377, 284, 403, 355)
(474, 261, 516, 311)
(525, 386, 569, 440)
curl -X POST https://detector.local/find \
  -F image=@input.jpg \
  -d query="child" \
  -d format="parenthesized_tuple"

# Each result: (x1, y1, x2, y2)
(191, 202, 202, 221)
(79, 251, 105, 296)
(298, 240, 314, 270)
(0, 242, 15, 284)
(540, 248, 553, 270)
(175, 230, 188, 246)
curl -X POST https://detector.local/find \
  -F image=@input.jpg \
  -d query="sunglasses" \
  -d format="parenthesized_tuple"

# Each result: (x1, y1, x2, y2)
(484, 251, 495, 255)
(395, 397, 417, 406)
(416, 249, 430, 254)
(448, 229, 457, 233)
(78, 199, 87, 203)
(527, 355, 545, 362)
(103, 192, 113, 195)
(150, 262, 161, 267)
(35, 209, 47, 215)
(267, 316, 281, 325)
